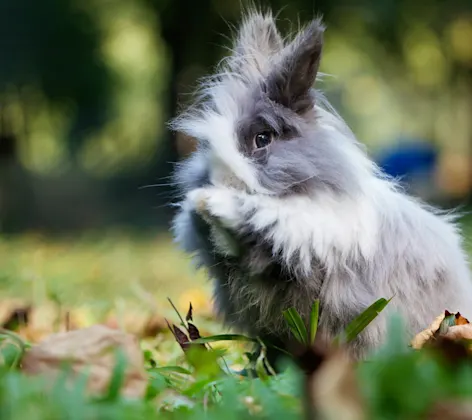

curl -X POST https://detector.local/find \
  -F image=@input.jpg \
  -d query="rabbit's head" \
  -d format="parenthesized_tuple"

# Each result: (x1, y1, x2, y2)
(171, 10, 375, 197)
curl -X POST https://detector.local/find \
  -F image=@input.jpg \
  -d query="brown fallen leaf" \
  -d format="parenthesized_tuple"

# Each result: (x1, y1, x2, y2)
(187, 322, 201, 341)
(21, 324, 147, 399)
(15, 304, 79, 342)
(310, 350, 364, 420)
(444, 324, 472, 341)
(411, 312, 446, 349)
(141, 314, 167, 338)
(186, 303, 193, 322)
(411, 310, 472, 365)
(411, 310, 471, 350)
(104, 311, 167, 338)
(293, 340, 365, 420)
(166, 321, 190, 352)
(454, 313, 470, 326)
(428, 400, 472, 420)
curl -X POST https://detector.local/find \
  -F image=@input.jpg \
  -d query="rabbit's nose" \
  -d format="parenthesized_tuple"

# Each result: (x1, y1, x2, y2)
(208, 146, 269, 194)
(209, 157, 247, 191)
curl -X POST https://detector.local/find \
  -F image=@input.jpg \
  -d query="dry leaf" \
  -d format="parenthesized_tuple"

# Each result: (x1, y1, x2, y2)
(166, 321, 190, 352)
(171, 324, 191, 351)
(454, 313, 470, 325)
(292, 341, 365, 420)
(105, 311, 167, 338)
(21, 325, 147, 398)
(187, 323, 201, 341)
(186, 303, 193, 322)
(141, 314, 167, 338)
(411, 312, 446, 349)
(444, 325, 472, 341)
(428, 401, 472, 419)
(412, 310, 472, 350)
(310, 349, 365, 420)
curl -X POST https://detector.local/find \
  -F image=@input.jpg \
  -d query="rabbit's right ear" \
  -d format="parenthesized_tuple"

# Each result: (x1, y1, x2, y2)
(264, 18, 325, 115)
(228, 10, 284, 77)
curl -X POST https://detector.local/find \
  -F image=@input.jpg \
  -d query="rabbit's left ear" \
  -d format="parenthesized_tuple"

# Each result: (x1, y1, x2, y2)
(264, 18, 325, 114)
(229, 11, 284, 77)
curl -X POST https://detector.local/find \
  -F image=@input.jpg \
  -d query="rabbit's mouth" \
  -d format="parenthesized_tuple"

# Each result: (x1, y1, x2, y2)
(208, 149, 265, 195)
(209, 165, 250, 192)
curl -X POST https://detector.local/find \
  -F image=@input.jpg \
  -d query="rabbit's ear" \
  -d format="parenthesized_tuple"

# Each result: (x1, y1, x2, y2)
(265, 18, 325, 114)
(229, 11, 284, 76)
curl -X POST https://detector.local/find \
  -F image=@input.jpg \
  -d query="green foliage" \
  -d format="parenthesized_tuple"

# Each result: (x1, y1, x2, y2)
(309, 300, 319, 345)
(358, 316, 472, 419)
(282, 297, 390, 346)
(0, 330, 28, 370)
(5, 235, 472, 418)
(283, 308, 310, 344)
(336, 297, 392, 344)
(2, 317, 472, 419)
(282, 300, 321, 346)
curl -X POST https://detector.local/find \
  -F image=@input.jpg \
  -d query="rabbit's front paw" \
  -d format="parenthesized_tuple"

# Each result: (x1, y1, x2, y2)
(187, 188, 212, 220)
(187, 187, 243, 229)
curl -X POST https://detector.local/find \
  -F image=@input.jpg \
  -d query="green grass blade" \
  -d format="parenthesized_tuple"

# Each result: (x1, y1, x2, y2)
(309, 300, 320, 345)
(282, 308, 309, 344)
(337, 297, 391, 344)
(191, 334, 258, 344)
(103, 348, 127, 401)
(151, 366, 192, 375)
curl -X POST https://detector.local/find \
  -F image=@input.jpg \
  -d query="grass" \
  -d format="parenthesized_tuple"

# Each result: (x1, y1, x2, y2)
(1, 216, 472, 418)
(0, 229, 252, 370)
(0, 230, 211, 315)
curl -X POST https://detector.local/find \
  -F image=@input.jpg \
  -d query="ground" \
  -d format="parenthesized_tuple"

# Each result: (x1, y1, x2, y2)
(2, 215, 472, 418)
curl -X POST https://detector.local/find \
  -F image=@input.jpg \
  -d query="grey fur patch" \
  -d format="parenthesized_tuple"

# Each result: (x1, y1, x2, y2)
(234, 87, 360, 195)
(264, 18, 325, 115)
(231, 9, 284, 76)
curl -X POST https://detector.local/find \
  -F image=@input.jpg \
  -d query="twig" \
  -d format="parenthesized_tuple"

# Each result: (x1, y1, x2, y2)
(167, 297, 187, 328)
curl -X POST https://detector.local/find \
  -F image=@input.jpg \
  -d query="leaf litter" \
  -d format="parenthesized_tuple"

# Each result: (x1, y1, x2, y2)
(2, 295, 472, 418)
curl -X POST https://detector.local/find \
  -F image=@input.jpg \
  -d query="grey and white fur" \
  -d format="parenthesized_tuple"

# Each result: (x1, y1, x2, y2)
(169, 9, 472, 360)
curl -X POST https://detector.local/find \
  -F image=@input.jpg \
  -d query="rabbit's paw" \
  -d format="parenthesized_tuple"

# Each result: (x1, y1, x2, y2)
(187, 188, 212, 219)
(187, 187, 243, 229)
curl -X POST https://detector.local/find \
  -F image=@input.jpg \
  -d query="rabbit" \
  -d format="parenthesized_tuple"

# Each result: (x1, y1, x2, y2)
(169, 9, 472, 363)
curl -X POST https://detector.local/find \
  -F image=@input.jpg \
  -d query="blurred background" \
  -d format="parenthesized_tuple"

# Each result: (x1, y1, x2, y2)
(1, 0, 472, 332)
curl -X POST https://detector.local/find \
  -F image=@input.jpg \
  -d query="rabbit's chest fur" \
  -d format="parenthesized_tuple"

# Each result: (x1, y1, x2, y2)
(210, 191, 382, 342)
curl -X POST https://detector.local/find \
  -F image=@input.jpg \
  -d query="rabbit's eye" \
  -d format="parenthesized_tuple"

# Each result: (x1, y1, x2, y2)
(254, 131, 273, 149)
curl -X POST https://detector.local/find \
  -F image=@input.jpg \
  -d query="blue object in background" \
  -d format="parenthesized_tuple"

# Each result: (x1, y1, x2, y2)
(376, 138, 438, 183)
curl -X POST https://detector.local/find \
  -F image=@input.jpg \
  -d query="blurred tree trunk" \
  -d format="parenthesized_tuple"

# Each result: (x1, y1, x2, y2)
(0, 105, 16, 231)
(143, 0, 229, 198)
(154, 0, 215, 164)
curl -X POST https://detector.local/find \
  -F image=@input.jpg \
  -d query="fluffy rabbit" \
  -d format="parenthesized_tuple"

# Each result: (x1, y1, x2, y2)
(170, 10, 472, 361)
